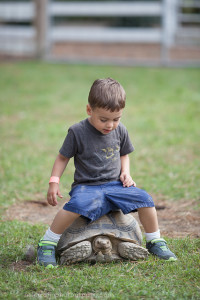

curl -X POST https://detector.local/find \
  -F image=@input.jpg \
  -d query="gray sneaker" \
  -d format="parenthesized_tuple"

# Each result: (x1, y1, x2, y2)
(37, 240, 57, 268)
(146, 238, 177, 261)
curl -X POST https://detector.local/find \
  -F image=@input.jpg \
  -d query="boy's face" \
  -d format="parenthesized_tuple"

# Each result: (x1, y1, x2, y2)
(87, 105, 123, 135)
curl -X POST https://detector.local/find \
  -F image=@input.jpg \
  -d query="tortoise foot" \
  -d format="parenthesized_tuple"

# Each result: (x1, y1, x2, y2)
(60, 241, 92, 265)
(118, 242, 149, 260)
(96, 251, 105, 262)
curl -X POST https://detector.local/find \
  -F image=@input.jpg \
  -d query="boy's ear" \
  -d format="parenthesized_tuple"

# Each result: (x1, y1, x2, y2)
(86, 104, 92, 116)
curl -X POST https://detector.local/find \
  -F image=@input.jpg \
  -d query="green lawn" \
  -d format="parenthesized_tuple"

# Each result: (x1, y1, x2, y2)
(0, 62, 199, 299)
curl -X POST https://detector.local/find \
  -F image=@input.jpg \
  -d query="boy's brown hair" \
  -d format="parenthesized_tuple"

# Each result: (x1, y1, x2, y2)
(88, 78, 126, 112)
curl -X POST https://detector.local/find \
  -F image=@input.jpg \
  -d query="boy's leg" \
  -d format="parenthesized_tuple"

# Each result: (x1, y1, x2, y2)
(137, 207, 159, 233)
(138, 207, 177, 261)
(50, 209, 80, 234)
(37, 209, 80, 267)
(105, 183, 177, 261)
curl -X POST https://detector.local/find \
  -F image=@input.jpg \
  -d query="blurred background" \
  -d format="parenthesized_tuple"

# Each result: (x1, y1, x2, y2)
(0, 0, 200, 66)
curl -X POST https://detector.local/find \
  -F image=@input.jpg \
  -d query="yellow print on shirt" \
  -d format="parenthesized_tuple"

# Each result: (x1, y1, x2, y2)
(102, 145, 120, 160)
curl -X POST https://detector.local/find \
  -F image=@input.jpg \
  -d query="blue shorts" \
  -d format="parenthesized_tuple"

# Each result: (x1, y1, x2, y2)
(63, 181, 154, 222)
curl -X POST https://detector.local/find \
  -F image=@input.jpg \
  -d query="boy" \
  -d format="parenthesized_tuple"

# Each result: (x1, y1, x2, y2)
(37, 78, 177, 267)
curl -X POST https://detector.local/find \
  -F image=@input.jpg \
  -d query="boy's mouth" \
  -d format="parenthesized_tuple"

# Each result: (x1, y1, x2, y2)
(103, 129, 112, 134)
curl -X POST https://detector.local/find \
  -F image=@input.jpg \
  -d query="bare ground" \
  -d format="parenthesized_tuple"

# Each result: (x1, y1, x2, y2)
(5, 197, 200, 238)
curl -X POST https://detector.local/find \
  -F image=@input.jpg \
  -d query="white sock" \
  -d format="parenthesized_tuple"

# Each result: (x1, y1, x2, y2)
(42, 227, 62, 244)
(145, 229, 160, 242)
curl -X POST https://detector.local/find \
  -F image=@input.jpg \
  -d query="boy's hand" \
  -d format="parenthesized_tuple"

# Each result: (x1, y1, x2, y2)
(120, 172, 136, 188)
(47, 183, 63, 206)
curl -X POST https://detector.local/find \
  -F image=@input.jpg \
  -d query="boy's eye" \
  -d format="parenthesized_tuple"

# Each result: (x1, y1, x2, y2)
(100, 118, 120, 123)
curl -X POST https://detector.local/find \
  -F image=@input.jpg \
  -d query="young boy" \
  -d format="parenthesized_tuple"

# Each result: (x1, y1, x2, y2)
(37, 78, 177, 267)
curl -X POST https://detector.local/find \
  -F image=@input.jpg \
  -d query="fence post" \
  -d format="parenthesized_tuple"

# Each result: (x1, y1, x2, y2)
(34, 0, 49, 58)
(161, 0, 178, 64)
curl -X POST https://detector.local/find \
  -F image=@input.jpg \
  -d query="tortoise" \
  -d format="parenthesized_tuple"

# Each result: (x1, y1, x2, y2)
(57, 210, 148, 265)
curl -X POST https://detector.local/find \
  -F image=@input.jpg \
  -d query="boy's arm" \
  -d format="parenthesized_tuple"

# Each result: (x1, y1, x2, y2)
(47, 153, 70, 206)
(120, 154, 136, 188)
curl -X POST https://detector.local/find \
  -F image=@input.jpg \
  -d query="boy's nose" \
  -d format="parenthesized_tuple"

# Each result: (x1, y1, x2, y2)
(106, 121, 113, 129)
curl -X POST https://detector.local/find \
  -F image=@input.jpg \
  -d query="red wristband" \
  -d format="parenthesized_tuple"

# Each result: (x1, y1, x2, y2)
(49, 176, 60, 184)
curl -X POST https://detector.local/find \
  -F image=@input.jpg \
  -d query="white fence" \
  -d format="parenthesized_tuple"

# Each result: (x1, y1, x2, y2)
(0, 0, 199, 63)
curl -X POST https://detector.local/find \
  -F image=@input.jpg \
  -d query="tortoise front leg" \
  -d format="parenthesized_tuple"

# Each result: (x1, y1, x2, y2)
(118, 242, 149, 260)
(60, 241, 92, 265)
(104, 250, 114, 262)
(96, 251, 105, 262)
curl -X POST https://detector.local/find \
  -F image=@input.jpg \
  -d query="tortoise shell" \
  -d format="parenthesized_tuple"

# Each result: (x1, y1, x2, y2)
(57, 210, 142, 253)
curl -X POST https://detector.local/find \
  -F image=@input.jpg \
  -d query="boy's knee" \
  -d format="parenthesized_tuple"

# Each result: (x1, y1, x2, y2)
(139, 189, 154, 205)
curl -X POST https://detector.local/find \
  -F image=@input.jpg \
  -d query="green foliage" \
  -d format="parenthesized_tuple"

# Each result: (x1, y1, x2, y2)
(0, 62, 199, 299)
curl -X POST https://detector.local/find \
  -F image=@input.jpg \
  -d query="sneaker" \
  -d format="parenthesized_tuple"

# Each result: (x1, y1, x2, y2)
(37, 240, 57, 268)
(146, 238, 177, 261)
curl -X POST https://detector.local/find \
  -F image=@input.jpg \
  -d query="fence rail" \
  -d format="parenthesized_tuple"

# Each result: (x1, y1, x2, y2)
(0, 2, 34, 21)
(50, 1, 162, 16)
(51, 27, 162, 43)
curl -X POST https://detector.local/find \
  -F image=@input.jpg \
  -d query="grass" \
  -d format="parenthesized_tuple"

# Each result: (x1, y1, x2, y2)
(0, 62, 200, 299)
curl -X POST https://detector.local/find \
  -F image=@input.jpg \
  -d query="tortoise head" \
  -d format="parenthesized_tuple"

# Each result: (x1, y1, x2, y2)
(92, 235, 112, 254)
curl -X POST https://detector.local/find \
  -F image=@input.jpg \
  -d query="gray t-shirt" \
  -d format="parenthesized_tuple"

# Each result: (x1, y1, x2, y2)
(59, 118, 134, 188)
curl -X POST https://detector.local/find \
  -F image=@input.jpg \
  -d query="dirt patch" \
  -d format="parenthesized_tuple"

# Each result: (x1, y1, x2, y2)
(152, 201, 200, 238)
(5, 198, 200, 238)
(5, 199, 65, 225)
(9, 260, 32, 272)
